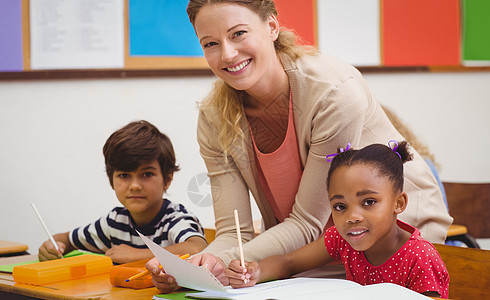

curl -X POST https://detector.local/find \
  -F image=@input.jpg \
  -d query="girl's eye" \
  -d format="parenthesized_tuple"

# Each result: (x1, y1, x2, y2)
(232, 30, 246, 38)
(363, 199, 376, 206)
(142, 172, 155, 178)
(333, 204, 346, 211)
(117, 173, 128, 179)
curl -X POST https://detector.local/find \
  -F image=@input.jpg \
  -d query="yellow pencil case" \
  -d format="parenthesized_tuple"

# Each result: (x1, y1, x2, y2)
(13, 254, 113, 285)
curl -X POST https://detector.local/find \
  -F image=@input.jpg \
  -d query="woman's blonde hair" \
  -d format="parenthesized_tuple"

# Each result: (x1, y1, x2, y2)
(187, 0, 317, 155)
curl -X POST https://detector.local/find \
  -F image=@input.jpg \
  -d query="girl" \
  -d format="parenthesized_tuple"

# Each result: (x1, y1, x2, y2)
(226, 141, 449, 298)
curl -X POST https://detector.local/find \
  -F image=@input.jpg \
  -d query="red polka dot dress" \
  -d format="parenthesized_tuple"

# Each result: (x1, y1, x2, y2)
(324, 220, 449, 298)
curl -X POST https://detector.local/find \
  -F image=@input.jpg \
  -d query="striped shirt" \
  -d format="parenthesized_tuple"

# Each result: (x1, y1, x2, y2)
(69, 199, 204, 253)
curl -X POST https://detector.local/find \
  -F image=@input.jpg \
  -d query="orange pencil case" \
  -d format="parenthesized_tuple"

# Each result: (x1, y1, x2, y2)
(110, 259, 153, 289)
(13, 255, 113, 285)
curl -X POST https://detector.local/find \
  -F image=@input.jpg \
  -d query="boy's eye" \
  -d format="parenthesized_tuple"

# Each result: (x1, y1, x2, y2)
(117, 173, 129, 179)
(363, 199, 376, 206)
(333, 203, 346, 211)
(142, 172, 155, 177)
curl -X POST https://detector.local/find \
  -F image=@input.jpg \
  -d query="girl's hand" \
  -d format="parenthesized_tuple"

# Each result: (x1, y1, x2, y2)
(38, 240, 65, 261)
(189, 253, 229, 286)
(226, 259, 260, 288)
(146, 257, 179, 294)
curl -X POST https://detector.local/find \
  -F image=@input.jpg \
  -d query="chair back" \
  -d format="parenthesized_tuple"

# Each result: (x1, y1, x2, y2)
(204, 228, 216, 244)
(442, 182, 490, 238)
(434, 243, 490, 300)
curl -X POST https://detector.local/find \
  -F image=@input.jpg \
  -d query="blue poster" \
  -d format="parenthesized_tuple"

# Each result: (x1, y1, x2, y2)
(129, 0, 203, 57)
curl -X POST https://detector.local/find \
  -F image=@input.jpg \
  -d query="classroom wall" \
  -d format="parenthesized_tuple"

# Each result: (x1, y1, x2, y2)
(1, 71, 489, 254)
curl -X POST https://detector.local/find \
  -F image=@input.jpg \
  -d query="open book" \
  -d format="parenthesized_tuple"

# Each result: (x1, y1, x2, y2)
(137, 232, 430, 300)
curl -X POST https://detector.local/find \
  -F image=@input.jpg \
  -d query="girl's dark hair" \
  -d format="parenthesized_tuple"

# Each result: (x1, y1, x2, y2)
(103, 120, 180, 188)
(326, 141, 413, 193)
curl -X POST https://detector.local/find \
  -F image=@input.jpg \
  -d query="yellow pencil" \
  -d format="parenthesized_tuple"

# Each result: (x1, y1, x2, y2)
(125, 253, 189, 282)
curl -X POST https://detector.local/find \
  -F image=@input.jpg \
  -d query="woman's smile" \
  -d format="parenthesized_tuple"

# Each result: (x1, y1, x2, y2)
(224, 58, 252, 73)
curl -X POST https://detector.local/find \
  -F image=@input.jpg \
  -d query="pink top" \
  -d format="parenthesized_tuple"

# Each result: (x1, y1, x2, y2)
(248, 94, 303, 222)
(324, 220, 449, 298)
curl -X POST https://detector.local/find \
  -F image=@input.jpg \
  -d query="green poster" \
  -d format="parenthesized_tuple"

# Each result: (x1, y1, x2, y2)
(463, 0, 490, 63)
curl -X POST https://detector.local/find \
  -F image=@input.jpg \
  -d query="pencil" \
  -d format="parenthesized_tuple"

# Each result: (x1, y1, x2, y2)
(125, 253, 189, 282)
(31, 202, 62, 258)
(234, 209, 245, 268)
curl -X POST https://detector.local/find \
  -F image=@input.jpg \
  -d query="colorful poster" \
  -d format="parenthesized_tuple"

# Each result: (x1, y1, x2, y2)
(317, 0, 380, 66)
(129, 0, 202, 56)
(0, 0, 23, 71)
(275, 0, 316, 46)
(462, 0, 490, 65)
(382, 0, 461, 66)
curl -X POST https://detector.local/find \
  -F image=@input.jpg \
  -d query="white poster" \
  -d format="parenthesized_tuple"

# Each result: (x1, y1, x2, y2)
(30, 0, 124, 69)
(317, 0, 380, 66)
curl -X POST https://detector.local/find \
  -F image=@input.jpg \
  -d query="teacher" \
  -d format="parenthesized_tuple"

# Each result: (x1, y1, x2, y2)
(148, 0, 452, 290)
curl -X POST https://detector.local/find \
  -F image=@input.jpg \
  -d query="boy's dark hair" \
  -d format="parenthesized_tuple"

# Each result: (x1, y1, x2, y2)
(327, 141, 413, 194)
(103, 120, 180, 188)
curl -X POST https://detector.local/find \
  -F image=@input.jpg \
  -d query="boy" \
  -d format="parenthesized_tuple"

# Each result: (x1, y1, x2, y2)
(38, 120, 207, 263)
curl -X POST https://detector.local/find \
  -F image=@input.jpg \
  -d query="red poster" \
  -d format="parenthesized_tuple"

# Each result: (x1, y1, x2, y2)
(275, 0, 317, 46)
(382, 0, 460, 66)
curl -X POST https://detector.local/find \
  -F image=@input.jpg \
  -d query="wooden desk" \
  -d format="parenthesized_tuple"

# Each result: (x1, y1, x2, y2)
(0, 255, 448, 299)
(0, 255, 160, 299)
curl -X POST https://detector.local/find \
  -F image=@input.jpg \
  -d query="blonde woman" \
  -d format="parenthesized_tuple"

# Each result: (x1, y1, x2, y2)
(147, 0, 452, 292)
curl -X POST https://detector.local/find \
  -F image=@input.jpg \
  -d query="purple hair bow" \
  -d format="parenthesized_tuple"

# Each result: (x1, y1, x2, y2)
(325, 143, 351, 162)
(388, 140, 402, 159)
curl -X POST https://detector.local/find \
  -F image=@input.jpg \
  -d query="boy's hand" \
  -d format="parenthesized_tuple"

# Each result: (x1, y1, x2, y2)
(189, 253, 229, 286)
(146, 257, 179, 294)
(38, 240, 65, 261)
(226, 259, 260, 288)
(105, 244, 144, 264)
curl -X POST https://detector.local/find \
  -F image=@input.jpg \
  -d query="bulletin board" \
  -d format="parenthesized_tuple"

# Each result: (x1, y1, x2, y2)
(0, 0, 489, 80)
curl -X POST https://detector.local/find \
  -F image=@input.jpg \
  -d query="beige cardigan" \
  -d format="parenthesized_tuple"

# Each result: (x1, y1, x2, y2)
(197, 53, 453, 265)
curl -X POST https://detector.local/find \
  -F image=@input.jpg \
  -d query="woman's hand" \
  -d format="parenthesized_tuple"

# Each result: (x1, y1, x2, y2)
(146, 257, 179, 294)
(189, 253, 229, 286)
(146, 253, 229, 292)
(226, 259, 260, 288)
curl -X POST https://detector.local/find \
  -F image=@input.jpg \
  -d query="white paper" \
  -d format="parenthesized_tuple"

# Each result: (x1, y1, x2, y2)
(317, 0, 380, 66)
(29, 0, 124, 69)
(188, 279, 430, 300)
(137, 231, 227, 292)
(276, 282, 432, 300)
(188, 278, 361, 299)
